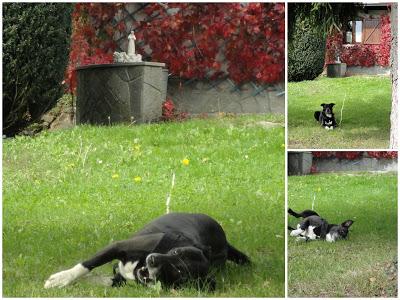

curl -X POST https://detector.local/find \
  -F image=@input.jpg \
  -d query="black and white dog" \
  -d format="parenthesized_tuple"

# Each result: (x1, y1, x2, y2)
(314, 103, 337, 130)
(44, 213, 250, 290)
(288, 208, 353, 242)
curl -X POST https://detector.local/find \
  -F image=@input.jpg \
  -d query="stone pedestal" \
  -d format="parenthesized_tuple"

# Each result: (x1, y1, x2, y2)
(288, 152, 313, 175)
(76, 62, 167, 125)
(327, 63, 347, 78)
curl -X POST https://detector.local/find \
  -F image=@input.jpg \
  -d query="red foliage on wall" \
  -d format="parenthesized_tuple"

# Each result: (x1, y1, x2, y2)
(65, 3, 285, 94)
(312, 151, 397, 159)
(161, 98, 188, 121)
(325, 14, 391, 67)
(366, 151, 398, 159)
(65, 4, 119, 93)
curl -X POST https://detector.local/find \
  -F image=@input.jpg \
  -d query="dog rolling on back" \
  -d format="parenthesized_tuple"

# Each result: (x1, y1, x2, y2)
(288, 208, 354, 242)
(44, 213, 250, 290)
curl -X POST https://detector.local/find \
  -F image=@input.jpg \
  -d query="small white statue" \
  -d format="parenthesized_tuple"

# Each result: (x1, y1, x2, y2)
(128, 31, 136, 56)
(114, 30, 142, 63)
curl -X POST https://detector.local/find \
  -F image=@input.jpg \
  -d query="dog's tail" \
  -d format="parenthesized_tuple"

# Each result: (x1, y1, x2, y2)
(288, 208, 319, 218)
(227, 244, 250, 265)
(314, 111, 321, 121)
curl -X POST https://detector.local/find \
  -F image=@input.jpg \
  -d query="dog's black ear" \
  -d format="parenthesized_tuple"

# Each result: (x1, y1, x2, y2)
(320, 103, 326, 106)
(341, 220, 354, 228)
(329, 103, 335, 107)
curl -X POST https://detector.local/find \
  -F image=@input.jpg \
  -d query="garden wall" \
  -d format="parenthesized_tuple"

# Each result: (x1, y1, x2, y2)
(114, 3, 285, 115)
(313, 156, 397, 173)
(346, 66, 390, 76)
(288, 152, 397, 175)
(168, 78, 284, 115)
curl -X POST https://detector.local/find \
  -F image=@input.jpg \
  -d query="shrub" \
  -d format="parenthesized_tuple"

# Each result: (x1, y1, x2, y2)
(3, 3, 73, 136)
(288, 19, 326, 82)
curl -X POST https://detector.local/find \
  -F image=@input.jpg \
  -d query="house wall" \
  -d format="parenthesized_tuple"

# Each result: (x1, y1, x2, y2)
(325, 7, 391, 73)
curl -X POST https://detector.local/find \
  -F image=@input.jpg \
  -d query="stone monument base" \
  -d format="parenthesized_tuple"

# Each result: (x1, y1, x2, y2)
(76, 62, 167, 125)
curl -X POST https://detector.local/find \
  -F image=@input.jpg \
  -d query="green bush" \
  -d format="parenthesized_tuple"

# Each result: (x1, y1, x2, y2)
(288, 19, 326, 82)
(3, 3, 72, 136)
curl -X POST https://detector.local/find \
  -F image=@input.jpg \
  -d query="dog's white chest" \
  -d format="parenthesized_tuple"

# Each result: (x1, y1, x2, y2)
(326, 232, 338, 243)
(118, 260, 139, 280)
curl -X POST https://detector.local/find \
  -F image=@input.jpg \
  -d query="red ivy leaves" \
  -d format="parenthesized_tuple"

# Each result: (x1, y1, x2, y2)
(367, 151, 398, 159)
(65, 4, 119, 93)
(325, 14, 391, 67)
(161, 98, 188, 121)
(312, 151, 397, 159)
(65, 3, 285, 93)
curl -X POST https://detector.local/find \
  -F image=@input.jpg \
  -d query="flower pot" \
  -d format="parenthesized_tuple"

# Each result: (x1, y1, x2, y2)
(327, 63, 347, 78)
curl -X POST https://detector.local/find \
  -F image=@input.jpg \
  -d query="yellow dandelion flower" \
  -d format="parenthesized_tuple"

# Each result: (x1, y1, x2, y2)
(182, 158, 190, 166)
(112, 173, 119, 179)
(134, 176, 142, 183)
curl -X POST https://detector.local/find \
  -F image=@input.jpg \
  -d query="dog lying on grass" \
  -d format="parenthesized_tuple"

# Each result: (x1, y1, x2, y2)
(314, 103, 337, 130)
(44, 213, 250, 290)
(288, 208, 353, 242)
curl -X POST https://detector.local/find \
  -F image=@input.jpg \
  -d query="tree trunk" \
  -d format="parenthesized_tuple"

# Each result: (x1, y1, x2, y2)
(390, 3, 398, 149)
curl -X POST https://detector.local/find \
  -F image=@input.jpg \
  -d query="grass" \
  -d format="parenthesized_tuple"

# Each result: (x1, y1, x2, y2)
(288, 172, 397, 297)
(288, 76, 392, 149)
(3, 114, 285, 297)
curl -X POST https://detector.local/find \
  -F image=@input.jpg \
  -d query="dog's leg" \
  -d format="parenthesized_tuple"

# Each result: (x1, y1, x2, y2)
(288, 208, 319, 218)
(227, 243, 250, 265)
(44, 241, 125, 289)
(289, 224, 305, 237)
(45, 233, 166, 289)
(111, 262, 127, 287)
(44, 263, 90, 289)
(314, 111, 321, 121)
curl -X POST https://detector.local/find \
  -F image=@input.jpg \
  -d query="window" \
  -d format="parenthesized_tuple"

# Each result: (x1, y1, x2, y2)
(355, 21, 363, 43)
(362, 19, 381, 44)
(345, 19, 381, 45)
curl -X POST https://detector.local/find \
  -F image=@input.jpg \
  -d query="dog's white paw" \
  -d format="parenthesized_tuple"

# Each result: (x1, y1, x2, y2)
(290, 228, 303, 237)
(44, 264, 89, 289)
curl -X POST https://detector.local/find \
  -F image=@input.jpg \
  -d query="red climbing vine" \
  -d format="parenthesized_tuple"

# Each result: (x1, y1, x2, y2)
(65, 3, 285, 94)
(325, 14, 391, 67)
(312, 151, 397, 159)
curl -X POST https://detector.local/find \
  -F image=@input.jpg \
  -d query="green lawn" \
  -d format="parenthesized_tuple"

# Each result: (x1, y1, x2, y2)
(3, 115, 285, 297)
(288, 173, 397, 297)
(288, 76, 392, 149)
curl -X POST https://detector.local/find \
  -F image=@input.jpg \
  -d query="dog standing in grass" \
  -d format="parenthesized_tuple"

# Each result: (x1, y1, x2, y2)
(314, 103, 337, 130)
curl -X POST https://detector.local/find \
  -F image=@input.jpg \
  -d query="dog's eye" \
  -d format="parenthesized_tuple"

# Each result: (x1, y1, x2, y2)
(173, 250, 178, 255)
